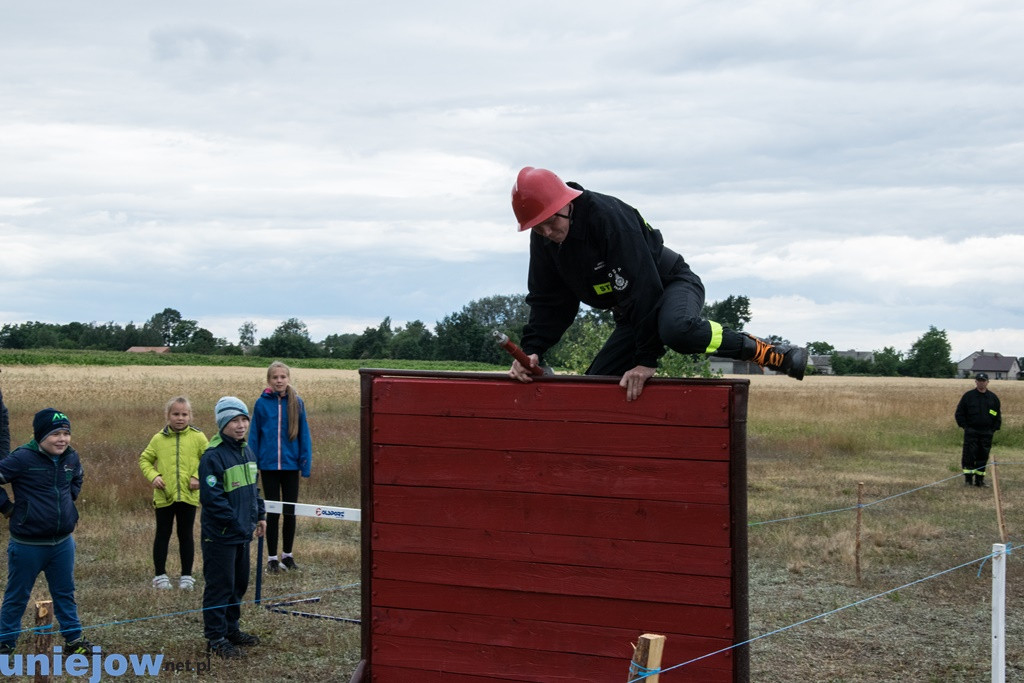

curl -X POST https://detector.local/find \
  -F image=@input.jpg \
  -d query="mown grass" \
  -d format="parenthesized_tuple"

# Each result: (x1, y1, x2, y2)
(0, 348, 507, 373)
(1, 366, 1022, 681)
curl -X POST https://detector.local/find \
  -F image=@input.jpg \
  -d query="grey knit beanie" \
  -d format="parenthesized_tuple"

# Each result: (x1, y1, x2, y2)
(215, 396, 249, 430)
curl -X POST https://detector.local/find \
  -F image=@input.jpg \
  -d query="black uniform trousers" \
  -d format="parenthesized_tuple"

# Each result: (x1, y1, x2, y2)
(202, 539, 251, 641)
(962, 429, 994, 481)
(586, 277, 744, 376)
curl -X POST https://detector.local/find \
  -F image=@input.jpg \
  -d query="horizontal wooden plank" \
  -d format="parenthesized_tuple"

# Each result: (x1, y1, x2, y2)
(372, 636, 617, 682)
(369, 666, 524, 683)
(371, 635, 733, 683)
(370, 377, 731, 427)
(372, 446, 729, 503)
(372, 523, 732, 577)
(371, 579, 736, 639)
(370, 414, 730, 460)
(371, 552, 731, 607)
(372, 486, 731, 546)
(369, 663, 732, 683)
(372, 607, 733, 669)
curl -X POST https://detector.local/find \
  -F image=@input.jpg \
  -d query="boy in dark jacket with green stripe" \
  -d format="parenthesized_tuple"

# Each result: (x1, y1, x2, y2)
(199, 397, 266, 659)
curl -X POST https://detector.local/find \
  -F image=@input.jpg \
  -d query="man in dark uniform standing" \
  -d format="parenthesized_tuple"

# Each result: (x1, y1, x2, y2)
(955, 372, 1001, 487)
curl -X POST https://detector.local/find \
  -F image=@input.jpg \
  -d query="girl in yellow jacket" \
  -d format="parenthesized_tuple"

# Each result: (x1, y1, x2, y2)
(139, 396, 208, 590)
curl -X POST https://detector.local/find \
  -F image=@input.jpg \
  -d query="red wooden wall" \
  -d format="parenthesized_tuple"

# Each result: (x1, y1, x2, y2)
(357, 370, 749, 682)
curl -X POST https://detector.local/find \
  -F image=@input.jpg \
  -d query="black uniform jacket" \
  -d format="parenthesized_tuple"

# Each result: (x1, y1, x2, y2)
(520, 184, 696, 369)
(955, 389, 1001, 433)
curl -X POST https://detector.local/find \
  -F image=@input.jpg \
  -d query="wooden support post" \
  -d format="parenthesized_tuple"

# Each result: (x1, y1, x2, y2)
(990, 462, 1008, 543)
(628, 633, 666, 682)
(34, 600, 53, 683)
(855, 481, 864, 585)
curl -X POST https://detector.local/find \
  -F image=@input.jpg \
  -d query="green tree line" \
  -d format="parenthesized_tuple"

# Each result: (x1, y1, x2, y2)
(0, 297, 960, 378)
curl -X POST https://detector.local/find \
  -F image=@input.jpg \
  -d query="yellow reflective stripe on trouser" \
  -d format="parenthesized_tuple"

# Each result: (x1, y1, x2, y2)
(704, 321, 724, 354)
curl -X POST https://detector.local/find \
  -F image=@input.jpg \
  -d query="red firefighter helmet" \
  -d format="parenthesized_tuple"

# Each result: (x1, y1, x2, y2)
(511, 167, 582, 231)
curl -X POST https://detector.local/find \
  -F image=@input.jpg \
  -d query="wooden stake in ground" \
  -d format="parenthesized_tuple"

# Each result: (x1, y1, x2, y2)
(628, 633, 666, 682)
(34, 600, 52, 683)
(855, 481, 864, 585)
(989, 461, 1008, 543)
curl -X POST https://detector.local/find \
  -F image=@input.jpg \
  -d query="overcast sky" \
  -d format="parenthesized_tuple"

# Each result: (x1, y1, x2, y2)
(2, 1, 1022, 362)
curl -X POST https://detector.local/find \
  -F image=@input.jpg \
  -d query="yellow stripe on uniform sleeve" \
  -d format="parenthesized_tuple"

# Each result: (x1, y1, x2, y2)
(705, 321, 724, 354)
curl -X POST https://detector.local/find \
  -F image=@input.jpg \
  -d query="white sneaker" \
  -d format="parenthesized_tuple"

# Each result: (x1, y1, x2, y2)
(152, 574, 172, 590)
(179, 575, 195, 590)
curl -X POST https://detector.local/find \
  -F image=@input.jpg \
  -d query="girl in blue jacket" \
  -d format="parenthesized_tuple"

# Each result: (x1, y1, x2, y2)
(249, 361, 312, 573)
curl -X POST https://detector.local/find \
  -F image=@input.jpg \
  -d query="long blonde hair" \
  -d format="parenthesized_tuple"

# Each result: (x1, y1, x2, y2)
(268, 361, 301, 441)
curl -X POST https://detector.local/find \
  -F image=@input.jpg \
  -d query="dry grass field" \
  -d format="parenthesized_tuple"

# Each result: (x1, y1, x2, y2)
(0, 365, 365, 681)
(0, 366, 1022, 681)
(745, 375, 1024, 682)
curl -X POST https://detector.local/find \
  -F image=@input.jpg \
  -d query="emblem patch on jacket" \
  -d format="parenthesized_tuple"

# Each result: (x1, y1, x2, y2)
(608, 267, 629, 292)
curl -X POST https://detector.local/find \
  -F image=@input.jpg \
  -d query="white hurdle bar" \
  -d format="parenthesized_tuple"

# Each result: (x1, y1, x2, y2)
(255, 500, 362, 621)
(263, 500, 361, 522)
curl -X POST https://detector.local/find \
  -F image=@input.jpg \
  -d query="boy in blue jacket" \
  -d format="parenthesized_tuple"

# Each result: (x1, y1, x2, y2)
(0, 408, 94, 656)
(199, 397, 266, 659)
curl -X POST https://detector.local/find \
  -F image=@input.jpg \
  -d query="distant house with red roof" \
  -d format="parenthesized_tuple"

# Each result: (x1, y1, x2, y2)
(957, 350, 1020, 380)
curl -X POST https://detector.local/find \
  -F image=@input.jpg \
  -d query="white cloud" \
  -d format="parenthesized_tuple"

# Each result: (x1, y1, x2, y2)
(696, 234, 1024, 289)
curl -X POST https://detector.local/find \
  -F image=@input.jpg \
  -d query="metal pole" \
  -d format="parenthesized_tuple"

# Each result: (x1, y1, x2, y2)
(992, 543, 1006, 683)
(255, 533, 264, 606)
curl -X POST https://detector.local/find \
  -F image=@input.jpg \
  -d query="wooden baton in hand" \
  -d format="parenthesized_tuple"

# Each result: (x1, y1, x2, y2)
(492, 330, 544, 376)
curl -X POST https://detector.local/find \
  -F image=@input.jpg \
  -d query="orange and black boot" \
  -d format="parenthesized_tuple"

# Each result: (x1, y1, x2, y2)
(742, 334, 808, 380)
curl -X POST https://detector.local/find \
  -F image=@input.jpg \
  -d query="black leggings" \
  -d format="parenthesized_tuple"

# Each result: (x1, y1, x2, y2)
(153, 502, 197, 576)
(260, 469, 300, 556)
